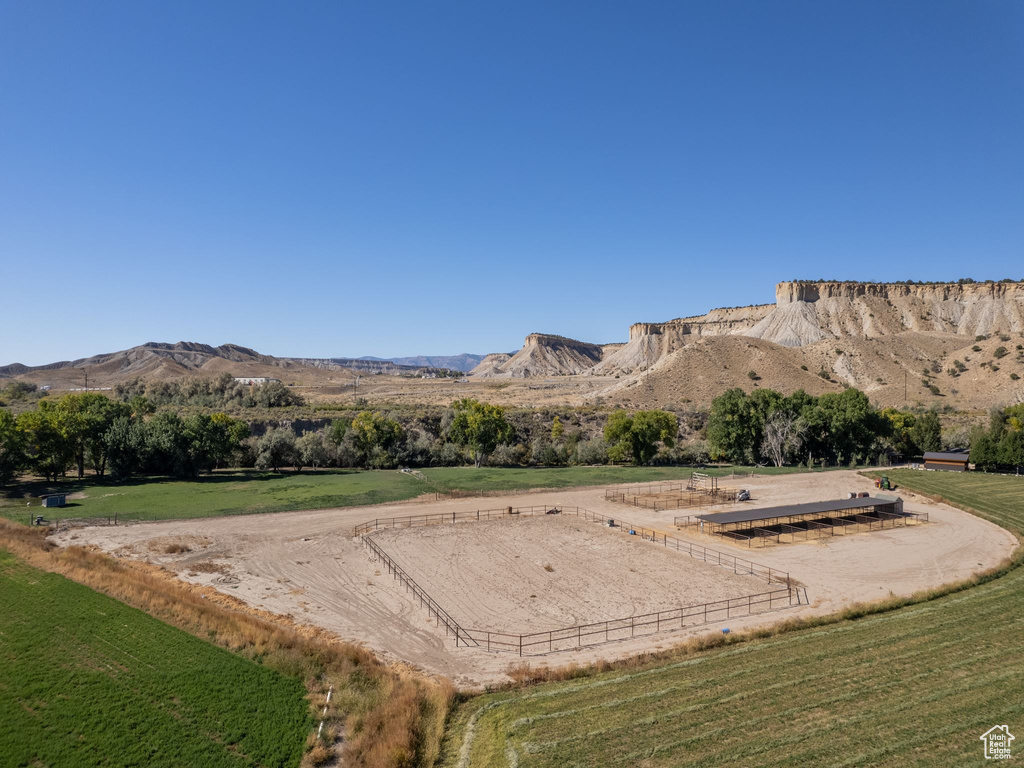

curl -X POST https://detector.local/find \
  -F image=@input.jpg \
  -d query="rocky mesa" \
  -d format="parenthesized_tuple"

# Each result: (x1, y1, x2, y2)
(478, 280, 1024, 378)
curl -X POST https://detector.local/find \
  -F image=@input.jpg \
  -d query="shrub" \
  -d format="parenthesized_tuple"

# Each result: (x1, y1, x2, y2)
(994, 346, 1008, 359)
(575, 438, 609, 465)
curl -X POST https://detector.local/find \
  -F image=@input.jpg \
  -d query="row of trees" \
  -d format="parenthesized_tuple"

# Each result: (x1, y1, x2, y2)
(970, 405, 1024, 471)
(114, 373, 304, 410)
(0, 393, 251, 485)
(706, 387, 944, 467)
(1, 396, 687, 486)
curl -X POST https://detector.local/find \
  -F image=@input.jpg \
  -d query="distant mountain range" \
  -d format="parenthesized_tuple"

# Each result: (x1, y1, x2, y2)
(357, 353, 484, 372)
(0, 342, 483, 386)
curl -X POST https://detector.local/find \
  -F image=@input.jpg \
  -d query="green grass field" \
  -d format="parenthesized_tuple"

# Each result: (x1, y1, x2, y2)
(417, 464, 818, 493)
(0, 464, 828, 524)
(438, 469, 1024, 767)
(0, 551, 310, 767)
(0, 470, 425, 523)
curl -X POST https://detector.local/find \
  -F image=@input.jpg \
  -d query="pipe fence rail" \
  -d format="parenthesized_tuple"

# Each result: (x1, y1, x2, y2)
(362, 534, 477, 648)
(460, 586, 796, 656)
(355, 504, 790, 587)
(357, 502, 797, 655)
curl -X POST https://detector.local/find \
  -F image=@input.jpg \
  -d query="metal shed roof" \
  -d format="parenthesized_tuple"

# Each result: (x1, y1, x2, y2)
(696, 496, 901, 525)
(923, 452, 970, 462)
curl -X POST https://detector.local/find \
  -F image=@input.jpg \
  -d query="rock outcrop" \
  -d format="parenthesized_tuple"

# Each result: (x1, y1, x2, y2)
(481, 280, 1024, 377)
(474, 334, 606, 378)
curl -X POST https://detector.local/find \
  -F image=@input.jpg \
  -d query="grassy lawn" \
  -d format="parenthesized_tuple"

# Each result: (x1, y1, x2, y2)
(0, 469, 425, 523)
(0, 550, 310, 768)
(419, 464, 829, 492)
(438, 470, 1024, 767)
(1, 464, 843, 524)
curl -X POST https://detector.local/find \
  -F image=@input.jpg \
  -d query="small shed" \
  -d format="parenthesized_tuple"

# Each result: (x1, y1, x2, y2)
(923, 452, 969, 472)
(41, 493, 67, 508)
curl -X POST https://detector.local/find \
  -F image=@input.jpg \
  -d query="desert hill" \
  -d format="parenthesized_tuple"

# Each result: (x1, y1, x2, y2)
(472, 334, 612, 378)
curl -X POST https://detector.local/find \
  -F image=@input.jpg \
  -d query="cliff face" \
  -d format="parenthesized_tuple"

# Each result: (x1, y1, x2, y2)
(754, 280, 1024, 346)
(478, 280, 1024, 377)
(473, 334, 605, 378)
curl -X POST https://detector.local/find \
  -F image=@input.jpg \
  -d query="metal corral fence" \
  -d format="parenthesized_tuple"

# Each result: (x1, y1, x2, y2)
(358, 504, 797, 655)
(460, 587, 796, 655)
(603, 480, 688, 499)
(362, 534, 479, 648)
(605, 489, 741, 511)
(27, 513, 142, 530)
(603, 476, 740, 511)
(356, 505, 790, 587)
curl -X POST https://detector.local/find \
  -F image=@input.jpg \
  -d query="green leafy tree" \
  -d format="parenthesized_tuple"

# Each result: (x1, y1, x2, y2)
(253, 427, 298, 472)
(706, 389, 757, 463)
(104, 415, 148, 481)
(447, 400, 512, 467)
(910, 411, 943, 454)
(297, 431, 330, 469)
(0, 409, 27, 488)
(144, 411, 190, 476)
(17, 407, 73, 481)
(603, 409, 677, 465)
(550, 416, 564, 442)
(879, 408, 918, 457)
(350, 411, 406, 468)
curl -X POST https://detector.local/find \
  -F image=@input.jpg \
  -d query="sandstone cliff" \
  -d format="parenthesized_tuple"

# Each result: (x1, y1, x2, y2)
(473, 334, 606, 378)
(480, 280, 1024, 378)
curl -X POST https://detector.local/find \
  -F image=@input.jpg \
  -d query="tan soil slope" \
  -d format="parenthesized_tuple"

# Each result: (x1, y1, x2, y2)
(478, 334, 606, 378)
(598, 331, 1024, 410)
(3, 342, 359, 390)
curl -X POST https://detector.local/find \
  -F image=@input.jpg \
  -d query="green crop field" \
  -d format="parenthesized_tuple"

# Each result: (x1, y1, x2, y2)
(438, 469, 1024, 767)
(0, 550, 310, 767)
(0, 464, 831, 524)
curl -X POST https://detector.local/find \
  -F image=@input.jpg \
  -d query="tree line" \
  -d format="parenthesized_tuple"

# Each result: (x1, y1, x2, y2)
(0, 392, 252, 485)
(706, 387, 945, 468)
(0, 393, 684, 487)
(969, 404, 1024, 471)
(9, 381, 1012, 489)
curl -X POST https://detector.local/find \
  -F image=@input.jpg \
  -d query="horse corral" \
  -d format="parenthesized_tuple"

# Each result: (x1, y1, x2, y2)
(604, 472, 742, 511)
(360, 507, 795, 655)
(48, 470, 1017, 684)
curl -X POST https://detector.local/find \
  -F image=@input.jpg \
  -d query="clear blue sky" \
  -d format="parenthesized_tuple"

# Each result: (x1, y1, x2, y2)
(1, 1, 1021, 365)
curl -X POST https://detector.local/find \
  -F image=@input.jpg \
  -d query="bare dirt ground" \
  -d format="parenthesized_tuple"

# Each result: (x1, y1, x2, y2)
(370, 516, 767, 633)
(53, 470, 1018, 686)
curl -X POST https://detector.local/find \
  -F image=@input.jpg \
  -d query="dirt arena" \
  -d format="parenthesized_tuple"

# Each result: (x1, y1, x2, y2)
(53, 470, 1018, 685)
(370, 515, 769, 633)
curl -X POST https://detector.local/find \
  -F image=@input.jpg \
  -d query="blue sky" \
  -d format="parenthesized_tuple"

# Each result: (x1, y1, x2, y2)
(1, 1, 1021, 365)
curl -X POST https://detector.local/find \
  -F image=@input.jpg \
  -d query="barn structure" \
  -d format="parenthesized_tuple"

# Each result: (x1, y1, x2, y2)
(677, 496, 926, 547)
(923, 451, 970, 472)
